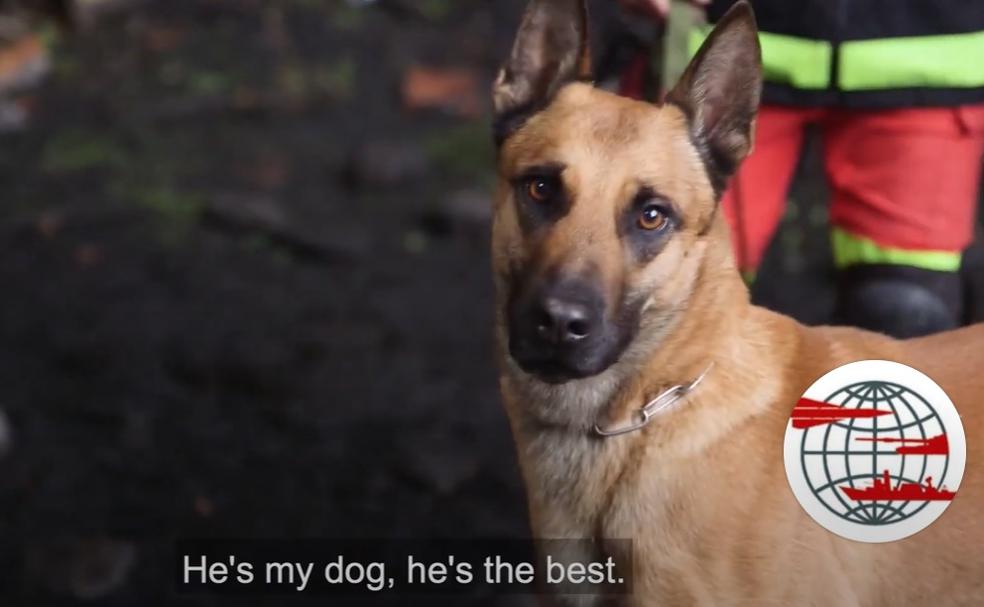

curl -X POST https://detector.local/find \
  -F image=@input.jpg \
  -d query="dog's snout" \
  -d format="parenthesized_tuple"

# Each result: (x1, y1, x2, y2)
(534, 296, 594, 345)
(508, 277, 625, 382)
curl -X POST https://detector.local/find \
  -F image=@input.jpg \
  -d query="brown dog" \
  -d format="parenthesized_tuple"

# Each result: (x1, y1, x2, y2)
(491, 1, 984, 605)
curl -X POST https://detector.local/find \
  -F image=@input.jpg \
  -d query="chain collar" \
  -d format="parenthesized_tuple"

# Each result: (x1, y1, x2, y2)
(593, 363, 714, 438)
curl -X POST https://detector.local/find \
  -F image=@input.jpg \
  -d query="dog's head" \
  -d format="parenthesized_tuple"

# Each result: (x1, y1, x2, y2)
(492, 0, 761, 384)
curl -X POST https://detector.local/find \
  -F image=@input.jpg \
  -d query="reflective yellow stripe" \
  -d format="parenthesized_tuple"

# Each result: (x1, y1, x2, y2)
(688, 27, 832, 90)
(689, 26, 984, 92)
(839, 30, 984, 90)
(831, 228, 962, 272)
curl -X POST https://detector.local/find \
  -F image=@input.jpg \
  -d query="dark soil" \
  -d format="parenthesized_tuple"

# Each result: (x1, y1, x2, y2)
(0, 1, 980, 605)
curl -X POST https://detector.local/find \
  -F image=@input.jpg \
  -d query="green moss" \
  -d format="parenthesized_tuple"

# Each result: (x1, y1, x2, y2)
(417, 0, 453, 20)
(42, 130, 127, 173)
(187, 70, 233, 96)
(329, 5, 366, 30)
(111, 180, 203, 223)
(112, 182, 205, 244)
(278, 61, 310, 98)
(315, 56, 356, 100)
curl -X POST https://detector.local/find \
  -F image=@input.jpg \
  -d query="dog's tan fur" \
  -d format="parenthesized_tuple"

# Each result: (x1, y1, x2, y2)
(492, 2, 984, 605)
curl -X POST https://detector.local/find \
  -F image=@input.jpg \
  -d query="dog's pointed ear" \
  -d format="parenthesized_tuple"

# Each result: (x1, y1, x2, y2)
(666, 1, 762, 196)
(492, 0, 591, 144)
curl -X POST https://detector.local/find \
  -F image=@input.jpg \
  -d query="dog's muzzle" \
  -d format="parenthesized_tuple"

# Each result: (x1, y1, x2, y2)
(507, 278, 624, 383)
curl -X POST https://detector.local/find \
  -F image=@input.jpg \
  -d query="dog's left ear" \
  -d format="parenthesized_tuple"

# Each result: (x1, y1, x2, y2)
(666, 1, 762, 196)
(492, 0, 591, 144)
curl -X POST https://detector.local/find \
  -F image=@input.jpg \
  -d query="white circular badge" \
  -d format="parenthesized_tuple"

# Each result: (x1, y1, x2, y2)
(783, 360, 966, 543)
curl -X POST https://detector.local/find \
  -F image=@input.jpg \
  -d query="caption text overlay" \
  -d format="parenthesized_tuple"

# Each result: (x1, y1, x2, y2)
(176, 539, 632, 596)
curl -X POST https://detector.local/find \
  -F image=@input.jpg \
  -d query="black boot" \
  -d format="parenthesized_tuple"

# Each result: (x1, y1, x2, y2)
(835, 264, 964, 338)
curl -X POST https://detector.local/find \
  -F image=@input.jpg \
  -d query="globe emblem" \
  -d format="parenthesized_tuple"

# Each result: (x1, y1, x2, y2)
(784, 360, 969, 543)
(797, 380, 954, 527)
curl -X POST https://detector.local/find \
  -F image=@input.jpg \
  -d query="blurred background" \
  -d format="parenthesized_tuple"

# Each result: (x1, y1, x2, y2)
(0, 0, 981, 604)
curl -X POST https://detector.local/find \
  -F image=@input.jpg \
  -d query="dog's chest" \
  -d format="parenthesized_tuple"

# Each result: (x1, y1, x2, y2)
(519, 431, 760, 604)
(521, 433, 710, 606)
(520, 431, 617, 535)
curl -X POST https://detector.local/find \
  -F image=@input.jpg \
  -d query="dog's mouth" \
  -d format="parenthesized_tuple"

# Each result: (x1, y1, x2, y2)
(511, 355, 593, 384)
(508, 336, 625, 384)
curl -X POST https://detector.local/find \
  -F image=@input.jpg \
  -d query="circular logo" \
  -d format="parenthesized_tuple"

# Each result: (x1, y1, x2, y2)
(783, 360, 966, 543)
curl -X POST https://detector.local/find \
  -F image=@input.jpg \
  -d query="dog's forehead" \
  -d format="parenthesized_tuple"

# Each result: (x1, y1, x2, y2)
(502, 84, 702, 199)
(505, 85, 666, 161)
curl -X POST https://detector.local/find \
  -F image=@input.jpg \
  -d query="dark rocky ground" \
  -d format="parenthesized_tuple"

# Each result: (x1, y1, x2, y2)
(0, 1, 981, 605)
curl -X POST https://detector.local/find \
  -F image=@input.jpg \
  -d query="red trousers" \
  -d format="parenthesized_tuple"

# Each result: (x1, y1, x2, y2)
(724, 104, 984, 271)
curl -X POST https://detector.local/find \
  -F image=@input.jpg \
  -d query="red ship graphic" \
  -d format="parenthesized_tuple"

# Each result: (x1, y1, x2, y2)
(791, 398, 894, 429)
(841, 470, 956, 502)
(854, 434, 949, 455)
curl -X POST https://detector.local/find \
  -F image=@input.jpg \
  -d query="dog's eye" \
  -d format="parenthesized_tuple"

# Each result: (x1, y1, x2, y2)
(638, 204, 669, 231)
(526, 176, 559, 203)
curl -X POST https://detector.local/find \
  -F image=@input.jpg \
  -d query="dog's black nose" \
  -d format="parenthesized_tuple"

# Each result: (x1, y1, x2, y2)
(508, 277, 618, 382)
(534, 297, 594, 345)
